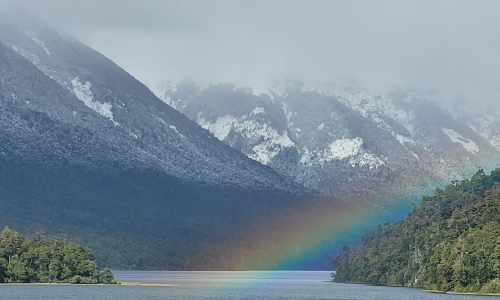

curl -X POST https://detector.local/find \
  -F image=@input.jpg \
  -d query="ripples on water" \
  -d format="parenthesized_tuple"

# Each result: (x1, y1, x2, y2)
(0, 271, 492, 299)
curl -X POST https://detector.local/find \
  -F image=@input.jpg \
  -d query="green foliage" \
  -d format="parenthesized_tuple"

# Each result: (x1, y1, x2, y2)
(480, 278, 500, 294)
(332, 168, 500, 293)
(99, 267, 117, 284)
(0, 227, 116, 284)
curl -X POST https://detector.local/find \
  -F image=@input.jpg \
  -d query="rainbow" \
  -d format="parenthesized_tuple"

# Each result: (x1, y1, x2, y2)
(207, 157, 500, 271)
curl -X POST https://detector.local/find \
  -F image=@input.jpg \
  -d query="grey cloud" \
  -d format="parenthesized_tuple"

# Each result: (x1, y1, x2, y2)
(1, 0, 500, 106)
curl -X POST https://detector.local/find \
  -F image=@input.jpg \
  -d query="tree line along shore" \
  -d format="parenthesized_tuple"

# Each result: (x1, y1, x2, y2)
(0, 227, 116, 284)
(332, 168, 500, 294)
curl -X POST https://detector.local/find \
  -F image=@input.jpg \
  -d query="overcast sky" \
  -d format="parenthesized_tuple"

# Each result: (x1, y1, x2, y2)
(2, 0, 500, 103)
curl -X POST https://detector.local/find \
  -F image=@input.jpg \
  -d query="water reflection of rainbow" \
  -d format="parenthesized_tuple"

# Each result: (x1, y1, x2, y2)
(214, 160, 500, 271)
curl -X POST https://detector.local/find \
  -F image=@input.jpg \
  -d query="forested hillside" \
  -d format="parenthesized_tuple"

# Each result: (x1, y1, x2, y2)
(332, 168, 500, 293)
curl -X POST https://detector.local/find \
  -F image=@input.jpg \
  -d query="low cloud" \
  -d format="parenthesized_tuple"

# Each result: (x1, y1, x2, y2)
(2, 0, 500, 107)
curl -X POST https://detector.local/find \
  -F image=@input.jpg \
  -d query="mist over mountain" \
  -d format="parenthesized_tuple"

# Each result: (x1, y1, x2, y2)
(158, 81, 500, 197)
(1, 2, 500, 271)
(3, 0, 499, 111)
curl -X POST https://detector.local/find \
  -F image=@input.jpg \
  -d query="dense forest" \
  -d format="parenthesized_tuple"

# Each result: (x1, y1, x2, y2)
(332, 168, 500, 293)
(0, 227, 116, 284)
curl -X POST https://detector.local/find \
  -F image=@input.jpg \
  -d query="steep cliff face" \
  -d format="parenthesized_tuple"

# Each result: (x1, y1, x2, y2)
(159, 82, 499, 196)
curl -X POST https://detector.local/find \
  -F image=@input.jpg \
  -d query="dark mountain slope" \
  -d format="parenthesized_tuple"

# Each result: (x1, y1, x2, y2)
(0, 15, 308, 269)
(0, 10, 302, 191)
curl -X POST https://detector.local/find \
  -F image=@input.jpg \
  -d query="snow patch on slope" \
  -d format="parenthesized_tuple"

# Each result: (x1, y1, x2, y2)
(442, 128, 479, 153)
(467, 113, 495, 138)
(25, 31, 50, 55)
(251, 107, 266, 115)
(249, 130, 294, 165)
(300, 137, 384, 169)
(199, 114, 295, 165)
(71, 77, 119, 126)
(282, 103, 296, 126)
(489, 135, 500, 151)
(11, 45, 41, 66)
(157, 117, 166, 125)
(336, 90, 415, 135)
(199, 115, 237, 140)
(395, 134, 415, 146)
(160, 94, 185, 110)
(169, 125, 183, 137)
(327, 138, 363, 160)
(353, 152, 385, 169)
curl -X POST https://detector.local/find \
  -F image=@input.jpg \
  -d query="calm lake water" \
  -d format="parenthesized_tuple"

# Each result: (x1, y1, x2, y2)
(0, 271, 494, 299)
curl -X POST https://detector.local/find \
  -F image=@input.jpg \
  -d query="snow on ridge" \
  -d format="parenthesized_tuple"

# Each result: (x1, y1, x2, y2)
(71, 77, 119, 126)
(199, 115, 237, 141)
(489, 135, 500, 152)
(251, 106, 266, 115)
(336, 90, 415, 135)
(441, 128, 479, 153)
(395, 134, 415, 146)
(249, 129, 294, 165)
(300, 137, 384, 169)
(198, 114, 295, 165)
(336, 90, 376, 118)
(156, 84, 185, 110)
(159, 94, 184, 110)
(169, 125, 184, 137)
(11, 45, 41, 66)
(157, 117, 166, 125)
(354, 152, 385, 169)
(327, 138, 363, 160)
(25, 31, 50, 56)
(160, 94, 173, 107)
(282, 102, 296, 127)
(467, 113, 496, 139)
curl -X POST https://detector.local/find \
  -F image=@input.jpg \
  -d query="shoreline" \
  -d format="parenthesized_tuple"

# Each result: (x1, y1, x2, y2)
(335, 281, 500, 296)
(424, 290, 500, 296)
(1, 282, 177, 287)
(120, 282, 178, 287)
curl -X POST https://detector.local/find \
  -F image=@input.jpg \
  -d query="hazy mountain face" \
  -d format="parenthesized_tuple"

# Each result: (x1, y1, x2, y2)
(0, 11, 303, 192)
(0, 12, 309, 270)
(158, 81, 500, 196)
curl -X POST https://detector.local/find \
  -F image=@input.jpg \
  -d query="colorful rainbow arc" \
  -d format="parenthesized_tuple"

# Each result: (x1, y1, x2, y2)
(211, 157, 500, 271)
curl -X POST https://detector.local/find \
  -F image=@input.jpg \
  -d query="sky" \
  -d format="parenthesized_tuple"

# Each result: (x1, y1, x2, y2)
(2, 0, 500, 104)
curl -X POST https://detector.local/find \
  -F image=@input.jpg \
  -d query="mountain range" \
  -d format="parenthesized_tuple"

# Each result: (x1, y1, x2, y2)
(158, 81, 500, 197)
(1, 10, 499, 270)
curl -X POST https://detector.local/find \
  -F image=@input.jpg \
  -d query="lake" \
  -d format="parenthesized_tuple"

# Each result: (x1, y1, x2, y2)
(0, 271, 493, 299)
